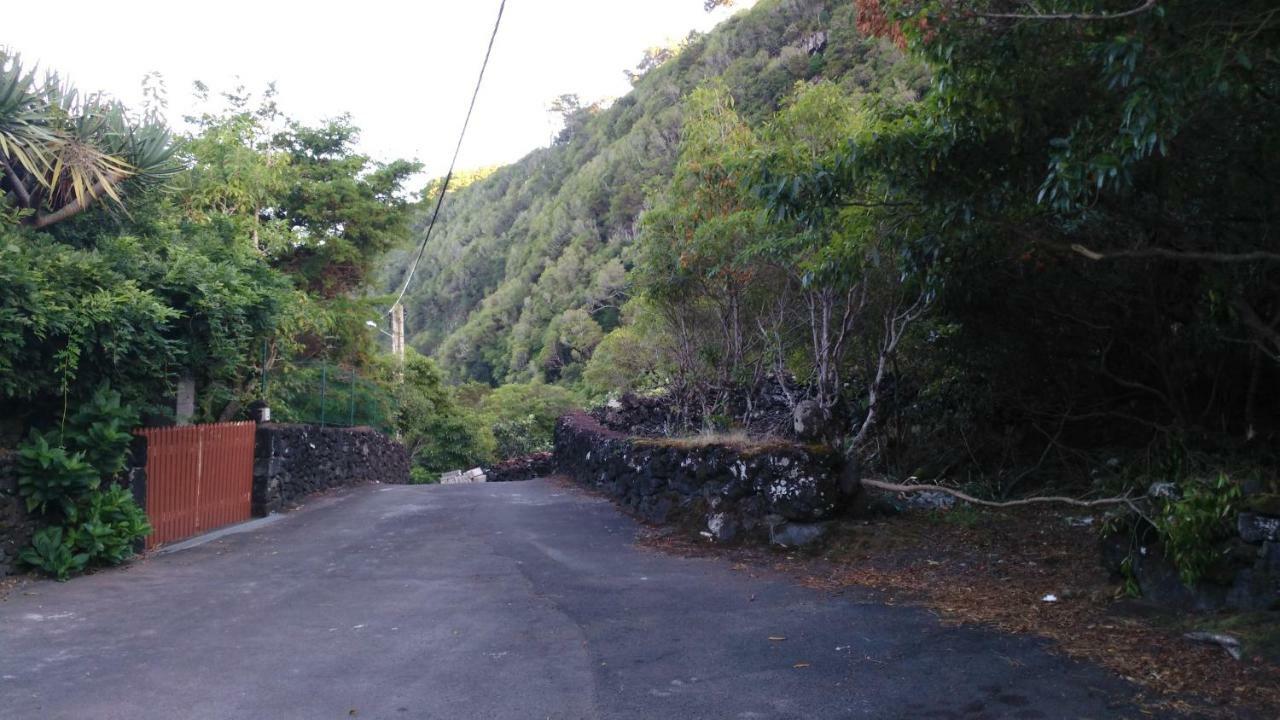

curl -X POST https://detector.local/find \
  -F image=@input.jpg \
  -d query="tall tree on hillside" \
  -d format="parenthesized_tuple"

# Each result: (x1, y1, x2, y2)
(270, 116, 421, 299)
(639, 84, 766, 412)
(173, 83, 292, 254)
(754, 81, 927, 432)
(548, 94, 601, 145)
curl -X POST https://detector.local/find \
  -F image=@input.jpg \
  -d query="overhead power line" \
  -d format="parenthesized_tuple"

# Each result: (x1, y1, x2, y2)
(386, 0, 508, 315)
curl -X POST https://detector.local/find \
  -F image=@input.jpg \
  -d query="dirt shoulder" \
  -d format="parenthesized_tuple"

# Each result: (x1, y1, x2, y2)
(634, 499, 1280, 719)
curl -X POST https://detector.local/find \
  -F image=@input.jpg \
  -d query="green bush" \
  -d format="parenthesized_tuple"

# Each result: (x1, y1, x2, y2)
(1153, 474, 1242, 586)
(491, 414, 550, 459)
(19, 527, 89, 581)
(15, 384, 152, 579)
(0, 229, 180, 415)
(17, 487, 151, 581)
(63, 486, 152, 567)
(409, 408, 496, 475)
(359, 351, 495, 475)
(582, 322, 670, 402)
(479, 382, 579, 461)
(408, 466, 439, 485)
(64, 384, 139, 477)
(16, 431, 100, 515)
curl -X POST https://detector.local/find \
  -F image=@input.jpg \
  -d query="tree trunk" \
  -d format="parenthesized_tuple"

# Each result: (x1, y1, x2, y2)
(29, 171, 127, 229)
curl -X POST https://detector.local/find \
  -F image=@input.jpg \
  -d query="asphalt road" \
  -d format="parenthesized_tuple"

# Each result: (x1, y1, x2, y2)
(0, 479, 1148, 719)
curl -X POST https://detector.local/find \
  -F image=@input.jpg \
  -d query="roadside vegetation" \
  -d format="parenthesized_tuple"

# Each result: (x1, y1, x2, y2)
(387, 0, 1278, 590)
(0, 51, 483, 574)
(0, 45, 585, 558)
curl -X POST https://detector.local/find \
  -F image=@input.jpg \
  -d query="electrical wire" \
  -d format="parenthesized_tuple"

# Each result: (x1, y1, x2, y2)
(386, 0, 507, 315)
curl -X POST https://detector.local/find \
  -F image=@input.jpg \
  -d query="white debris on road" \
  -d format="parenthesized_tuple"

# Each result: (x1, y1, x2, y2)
(440, 467, 488, 484)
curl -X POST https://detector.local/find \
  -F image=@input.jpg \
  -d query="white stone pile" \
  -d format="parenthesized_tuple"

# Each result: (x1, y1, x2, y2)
(440, 467, 487, 484)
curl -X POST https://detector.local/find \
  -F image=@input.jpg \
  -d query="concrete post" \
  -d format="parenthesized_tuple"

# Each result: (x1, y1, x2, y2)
(175, 373, 196, 425)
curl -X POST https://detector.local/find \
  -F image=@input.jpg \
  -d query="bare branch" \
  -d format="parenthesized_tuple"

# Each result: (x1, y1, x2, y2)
(1234, 297, 1280, 357)
(1003, 414, 1071, 498)
(860, 477, 1135, 509)
(757, 294, 797, 409)
(850, 289, 929, 448)
(1098, 339, 1178, 414)
(1072, 243, 1280, 264)
(1031, 407, 1172, 433)
(979, 0, 1158, 22)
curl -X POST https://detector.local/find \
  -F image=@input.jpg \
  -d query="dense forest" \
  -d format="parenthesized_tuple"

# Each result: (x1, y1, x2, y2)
(384, 0, 1278, 581)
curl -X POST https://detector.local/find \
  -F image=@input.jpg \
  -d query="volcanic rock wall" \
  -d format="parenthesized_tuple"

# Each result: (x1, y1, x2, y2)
(253, 424, 409, 515)
(0, 452, 36, 577)
(554, 411, 845, 545)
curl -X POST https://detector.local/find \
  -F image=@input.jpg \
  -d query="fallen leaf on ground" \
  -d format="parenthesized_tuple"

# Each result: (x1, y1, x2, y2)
(633, 503, 1280, 719)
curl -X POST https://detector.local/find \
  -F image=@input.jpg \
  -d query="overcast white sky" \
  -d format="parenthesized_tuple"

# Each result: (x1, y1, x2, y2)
(4, 1, 752, 181)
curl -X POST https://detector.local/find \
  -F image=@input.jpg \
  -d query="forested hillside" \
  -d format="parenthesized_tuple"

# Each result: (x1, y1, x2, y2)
(389, 0, 1277, 519)
(382, 0, 925, 385)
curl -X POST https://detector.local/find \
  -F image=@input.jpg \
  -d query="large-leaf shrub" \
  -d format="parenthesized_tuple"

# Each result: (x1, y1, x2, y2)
(19, 528, 88, 582)
(15, 385, 152, 579)
(16, 431, 100, 515)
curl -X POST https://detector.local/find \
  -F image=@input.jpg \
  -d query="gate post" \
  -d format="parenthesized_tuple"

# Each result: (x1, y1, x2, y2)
(251, 424, 283, 517)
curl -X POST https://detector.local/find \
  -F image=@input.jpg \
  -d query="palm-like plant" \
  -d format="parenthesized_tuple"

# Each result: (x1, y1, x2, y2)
(0, 49, 179, 228)
(0, 53, 55, 204)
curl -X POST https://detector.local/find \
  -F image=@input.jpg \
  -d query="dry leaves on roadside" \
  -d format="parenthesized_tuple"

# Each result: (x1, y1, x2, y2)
(635, 507, 1280, 719)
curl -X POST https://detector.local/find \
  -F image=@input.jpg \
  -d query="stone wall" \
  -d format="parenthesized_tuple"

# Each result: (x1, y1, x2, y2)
(0, 451, 36, 578)
(1102, 480, 1280, 611)
(253, 424, 410, 516)
(554, 411, 846, 545)
(485, 452, 554, 483)
(1233, 485, 1280, 610)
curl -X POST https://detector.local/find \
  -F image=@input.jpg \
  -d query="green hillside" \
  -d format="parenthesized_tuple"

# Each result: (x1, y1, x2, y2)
(382, 0, 925, 385)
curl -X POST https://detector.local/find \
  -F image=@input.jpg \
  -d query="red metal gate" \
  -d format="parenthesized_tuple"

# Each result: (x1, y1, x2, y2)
(136, 422, 255, 549)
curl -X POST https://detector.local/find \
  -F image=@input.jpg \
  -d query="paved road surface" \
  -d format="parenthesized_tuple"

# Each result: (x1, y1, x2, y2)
(0, 479, 1148, 719)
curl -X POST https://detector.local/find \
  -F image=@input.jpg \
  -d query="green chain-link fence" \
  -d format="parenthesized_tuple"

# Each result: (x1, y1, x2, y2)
(261, 354, 396, 433)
